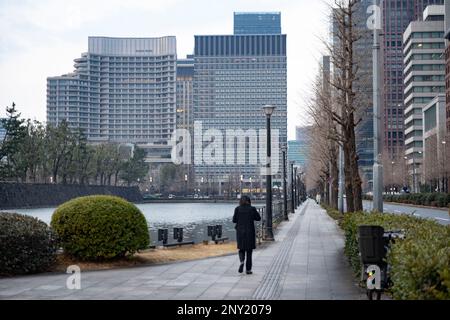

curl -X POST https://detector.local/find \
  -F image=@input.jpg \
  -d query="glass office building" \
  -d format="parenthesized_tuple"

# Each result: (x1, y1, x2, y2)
(234, 12, 281, 35)
(47, 36, 177, 161)
(193, 34, 288, 186)
(176, 55, 194, 132)
(288, 140, 309, 168)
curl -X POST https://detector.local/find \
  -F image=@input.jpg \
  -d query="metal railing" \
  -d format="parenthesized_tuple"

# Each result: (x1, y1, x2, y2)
(256, 199, 292, 245)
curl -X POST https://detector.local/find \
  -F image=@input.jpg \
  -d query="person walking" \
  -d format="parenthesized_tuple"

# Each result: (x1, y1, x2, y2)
(232, 195, 261, 275)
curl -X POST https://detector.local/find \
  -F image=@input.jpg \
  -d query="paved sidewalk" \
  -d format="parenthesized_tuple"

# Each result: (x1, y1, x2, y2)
(0, 200, 364, 300)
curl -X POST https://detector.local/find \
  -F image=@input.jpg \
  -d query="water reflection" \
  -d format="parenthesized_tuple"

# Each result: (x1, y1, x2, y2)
(6, 203, 241, 245)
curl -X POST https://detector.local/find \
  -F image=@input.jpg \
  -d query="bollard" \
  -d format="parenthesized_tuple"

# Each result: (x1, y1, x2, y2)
(173, 228, 184, 243)
(158, 229, 168, 245)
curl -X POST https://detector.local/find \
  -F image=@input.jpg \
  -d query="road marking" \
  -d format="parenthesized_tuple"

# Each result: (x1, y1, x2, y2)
(435, 217, 450, 222)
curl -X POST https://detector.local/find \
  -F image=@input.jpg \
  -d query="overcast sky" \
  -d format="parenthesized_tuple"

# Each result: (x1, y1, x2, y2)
(0, 0, 332, 139)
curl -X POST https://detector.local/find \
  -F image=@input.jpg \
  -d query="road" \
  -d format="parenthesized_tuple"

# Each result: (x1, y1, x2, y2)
(363, 200, 450, 226)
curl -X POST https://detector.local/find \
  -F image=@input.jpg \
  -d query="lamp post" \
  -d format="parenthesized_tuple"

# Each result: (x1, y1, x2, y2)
(413, 151, 422, 193)
(403, 156, 408, 192)
(441, 141, 446, 192)
(290, 161, 295, 213)
(391, 161, 395, 194)
(184, 174, 188, 197)
(372, 0, 384, 213)
(294, 166, 298, 209)
(263, 105, 275, 241)
(249, 177, 253, 200)
(240, 174, 244, 196)
(282, 145, 289, 221)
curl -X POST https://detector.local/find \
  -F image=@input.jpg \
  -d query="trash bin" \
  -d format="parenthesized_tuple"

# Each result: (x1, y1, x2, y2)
(358, 225, 385, 264)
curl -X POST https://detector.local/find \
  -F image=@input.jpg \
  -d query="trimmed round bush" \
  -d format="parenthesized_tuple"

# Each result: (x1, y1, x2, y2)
(51, 195, 150, 260)
(0, 213, 57, 276)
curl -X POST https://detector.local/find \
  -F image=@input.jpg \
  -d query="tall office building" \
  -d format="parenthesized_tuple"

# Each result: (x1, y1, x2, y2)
(445, 0, 450, 132)
(381, 0, 444, 157)
(176, 55, 194, 132)
(354, 1, 375, 183)
(176, 55, 195, 188)
(288, 140, 308, 168)
(0, 119, 6, 142)
(234, 12, 281, 35)
(422, 95, 447, 187)
(193, 33, 288, 188)
(331, 2, 374, 185)
(293, 126, 311, 167)
(403, 5, 446, 189)
(47, 36, 177, 162)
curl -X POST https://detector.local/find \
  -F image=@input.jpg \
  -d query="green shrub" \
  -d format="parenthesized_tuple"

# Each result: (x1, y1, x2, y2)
(381, 193, 450, 208)
(340, 211, 450, 300)
(0, 213, 57, 276)
(51, 195, 150, 261)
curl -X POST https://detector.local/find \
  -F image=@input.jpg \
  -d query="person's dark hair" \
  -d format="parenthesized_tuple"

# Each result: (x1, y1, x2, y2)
(240, 195, 251, 205)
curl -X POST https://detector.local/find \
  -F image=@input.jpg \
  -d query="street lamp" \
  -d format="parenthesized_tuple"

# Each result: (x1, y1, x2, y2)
(290, 161, 295, 214)
(372, 0, 384, 213)
(413, 151, 422, 193)
(281, 145, 289, 221)
(294, 166, 298, 209)
(441, 141, 447, 192)
(403, 156, 408, 191)
(391, 161, 395, 194)
(263, 105, 275, 241)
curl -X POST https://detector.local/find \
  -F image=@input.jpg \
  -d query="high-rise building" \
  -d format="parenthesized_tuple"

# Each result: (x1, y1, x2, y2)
(403, 5, 446, 190)
(47, 36, 177, 162)
(422, 95, 447, 188)
(331, 1, 374, 184)
(176, 55, 195, 189)
(176, 55, 194, 132)
(288, 140, 308, 168)
(0, 118, 6, 142)
(234, 12, 281, 35)
(193, 33, 287, 189)
(445, 0, 450, 132)
(293, 126, 311, 168)
(381, 0, 444, 157)
(354, 1, 375, 184)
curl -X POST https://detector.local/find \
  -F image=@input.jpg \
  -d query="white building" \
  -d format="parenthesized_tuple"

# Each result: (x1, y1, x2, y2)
(403, 5, 446, 189)
(47, 37, 177, 162)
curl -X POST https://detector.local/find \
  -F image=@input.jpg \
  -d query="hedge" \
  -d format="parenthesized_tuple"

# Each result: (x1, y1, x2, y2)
(364, 193, 450, 208)
(325, 207, 450, 300)
(0, 213, 57, 276)
(51, 195, 150, 261)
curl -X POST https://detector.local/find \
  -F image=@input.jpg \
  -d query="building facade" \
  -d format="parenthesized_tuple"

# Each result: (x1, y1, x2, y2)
(445, 0, 450, 132)
(403, 5, 446, 190)
(0, 118, 6, 142)
(422, 94, 447, 190)
(193, 34, 288, 188)
(176, 55, 194, 132)
(288, 140, 309, 168)
(381, 0, 444, 157)
(47, 36, 177, 162)
(234, 12, 281, 35)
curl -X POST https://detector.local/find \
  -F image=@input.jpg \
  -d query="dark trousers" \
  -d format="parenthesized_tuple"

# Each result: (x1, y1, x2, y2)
(239, 249, 253, 271)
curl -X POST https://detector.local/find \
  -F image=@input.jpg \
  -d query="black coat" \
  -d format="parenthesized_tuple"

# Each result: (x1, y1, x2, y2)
(233, 204, 262, 250)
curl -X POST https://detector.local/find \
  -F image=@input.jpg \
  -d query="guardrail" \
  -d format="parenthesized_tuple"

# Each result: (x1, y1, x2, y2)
(256, 199, 292, 245)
